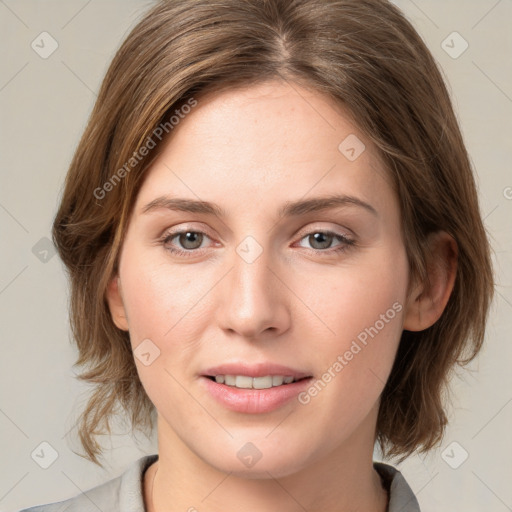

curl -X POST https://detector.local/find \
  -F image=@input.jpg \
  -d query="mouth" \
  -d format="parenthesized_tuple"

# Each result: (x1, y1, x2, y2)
(199, 362, 314, 413)
(200, 372, 314, 414)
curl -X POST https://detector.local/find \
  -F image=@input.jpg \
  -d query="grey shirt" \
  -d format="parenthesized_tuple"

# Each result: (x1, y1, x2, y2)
(19, 454, 420, 511)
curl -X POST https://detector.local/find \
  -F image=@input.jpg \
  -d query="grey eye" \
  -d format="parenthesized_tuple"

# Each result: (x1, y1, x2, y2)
(176, 231, 204, 250)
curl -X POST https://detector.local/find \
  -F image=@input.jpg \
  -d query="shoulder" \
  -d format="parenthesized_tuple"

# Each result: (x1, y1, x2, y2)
(374, 461, 421, 512)
(18, 454, 158, 512)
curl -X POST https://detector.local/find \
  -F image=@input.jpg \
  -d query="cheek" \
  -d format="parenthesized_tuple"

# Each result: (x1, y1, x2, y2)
(118, 249, 205, 411)
(302, 245, 408, 398)
(307, 246, 407, 345)
(119, 249, 201, 343)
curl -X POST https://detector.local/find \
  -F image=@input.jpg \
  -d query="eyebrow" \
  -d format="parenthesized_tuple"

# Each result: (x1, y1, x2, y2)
(141, 194, 378, 218)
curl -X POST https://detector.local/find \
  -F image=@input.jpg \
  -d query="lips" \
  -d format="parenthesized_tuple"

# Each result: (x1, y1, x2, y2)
(199, 362, 314, 413)
(201, 362, 312, 380)
(201, 374, 314, 414)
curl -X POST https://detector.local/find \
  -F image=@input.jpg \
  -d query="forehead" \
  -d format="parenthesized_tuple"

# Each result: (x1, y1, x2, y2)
(134, 80, 396, 221)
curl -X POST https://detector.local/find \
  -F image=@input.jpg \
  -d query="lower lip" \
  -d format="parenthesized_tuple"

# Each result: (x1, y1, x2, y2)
(200, 376, 313, 414)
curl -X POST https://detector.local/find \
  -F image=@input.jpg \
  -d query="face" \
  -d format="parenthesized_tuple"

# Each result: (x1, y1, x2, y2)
(107, 80, 414, 478)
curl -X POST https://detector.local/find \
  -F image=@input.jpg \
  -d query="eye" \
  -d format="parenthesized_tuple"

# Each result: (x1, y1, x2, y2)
(296, 230, 355, 255)
(160, 230, 212, 256)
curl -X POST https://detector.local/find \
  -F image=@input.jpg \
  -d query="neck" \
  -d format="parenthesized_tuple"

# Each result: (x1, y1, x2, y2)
(144, 414, 388, 512)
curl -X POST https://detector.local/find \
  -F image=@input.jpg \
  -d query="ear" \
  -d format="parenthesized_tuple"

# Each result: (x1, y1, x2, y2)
(403, 231, 458, 332)
(105, 275, 129, 331)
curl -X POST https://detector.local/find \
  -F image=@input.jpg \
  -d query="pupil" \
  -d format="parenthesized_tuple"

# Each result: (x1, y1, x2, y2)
(311, 232, 331, 249)
(181, 232, 201, 249)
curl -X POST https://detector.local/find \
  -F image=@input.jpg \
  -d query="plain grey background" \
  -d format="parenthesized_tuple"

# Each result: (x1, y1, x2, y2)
(1, 1, 511, 511)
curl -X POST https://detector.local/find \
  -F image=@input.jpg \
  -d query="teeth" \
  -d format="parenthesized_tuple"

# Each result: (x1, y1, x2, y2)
(272, 376, 284, 386)
(212, 375, 301, 389)
(224, 375, 236, 386)
(236, 375, 254, 389)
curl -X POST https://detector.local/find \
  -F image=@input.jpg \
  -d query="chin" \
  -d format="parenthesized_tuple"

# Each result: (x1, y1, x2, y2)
(204, 442, 314, 479)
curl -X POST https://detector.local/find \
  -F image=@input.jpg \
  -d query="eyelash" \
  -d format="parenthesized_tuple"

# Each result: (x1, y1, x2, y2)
(159, 228, 356, 258)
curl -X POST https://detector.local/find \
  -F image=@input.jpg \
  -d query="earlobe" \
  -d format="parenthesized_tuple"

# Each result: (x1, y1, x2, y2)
(105, 275, 129, 331)
(403, 231, 458, 332)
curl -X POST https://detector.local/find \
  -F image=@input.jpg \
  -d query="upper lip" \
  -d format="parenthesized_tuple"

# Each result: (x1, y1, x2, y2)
(201, 362, 312, 379)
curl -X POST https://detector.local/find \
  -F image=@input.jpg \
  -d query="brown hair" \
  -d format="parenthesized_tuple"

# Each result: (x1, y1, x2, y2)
(53, 0, 494, 466)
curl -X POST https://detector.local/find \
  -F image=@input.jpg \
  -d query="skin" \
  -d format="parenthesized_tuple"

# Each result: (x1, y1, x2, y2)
(106, 80, 457, 512)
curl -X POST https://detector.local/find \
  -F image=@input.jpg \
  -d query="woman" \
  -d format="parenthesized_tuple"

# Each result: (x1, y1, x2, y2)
(20, 0, 494, 510)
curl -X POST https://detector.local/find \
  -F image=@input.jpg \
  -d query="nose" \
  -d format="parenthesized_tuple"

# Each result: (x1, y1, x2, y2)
(216, 239, 291, 341)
